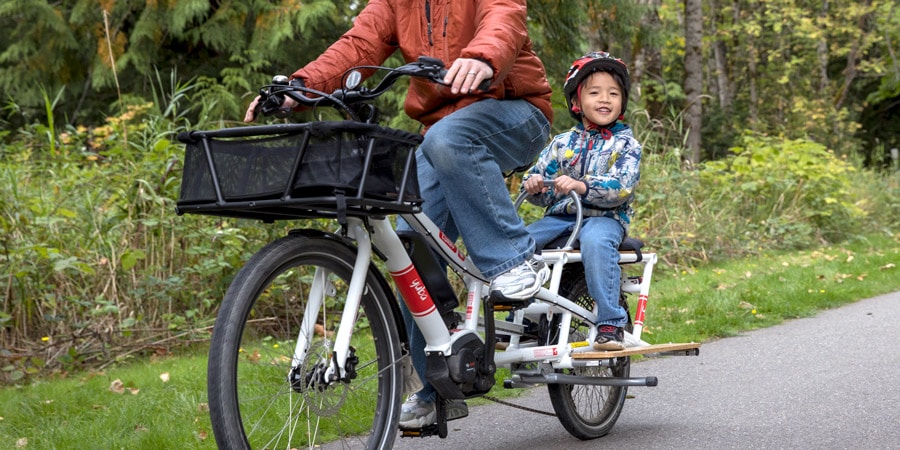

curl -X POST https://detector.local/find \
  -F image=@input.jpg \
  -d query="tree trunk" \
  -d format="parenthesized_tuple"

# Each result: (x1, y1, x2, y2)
(684, 0, 703, 164)
(635, 0, 665, 120)
(817, 0, 830, 93)
(834, 0, 873, 110)
(709, 0, 731, 112)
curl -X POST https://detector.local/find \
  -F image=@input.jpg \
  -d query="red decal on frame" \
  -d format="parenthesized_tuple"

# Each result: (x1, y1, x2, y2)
(392, 265, 437, 317)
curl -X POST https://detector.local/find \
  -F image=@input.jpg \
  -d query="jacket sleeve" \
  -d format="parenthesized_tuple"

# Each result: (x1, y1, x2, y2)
(461, 0, 529, 81)
(582, 135, 642, 209)
(291, 0, 399, 94)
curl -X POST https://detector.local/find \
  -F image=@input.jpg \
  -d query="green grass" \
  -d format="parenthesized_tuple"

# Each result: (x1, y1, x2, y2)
(0, 348, 215, 449)
(2, 232, 898, 448)
(639, 232, 900, 345)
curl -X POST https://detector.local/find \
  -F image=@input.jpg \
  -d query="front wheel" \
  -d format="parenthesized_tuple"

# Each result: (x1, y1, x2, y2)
(546, 266, 632, 440)
(207, 233, 404, 449)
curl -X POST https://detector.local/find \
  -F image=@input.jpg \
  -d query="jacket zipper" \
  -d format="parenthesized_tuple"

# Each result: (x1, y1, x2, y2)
(425, 0, 433, 46)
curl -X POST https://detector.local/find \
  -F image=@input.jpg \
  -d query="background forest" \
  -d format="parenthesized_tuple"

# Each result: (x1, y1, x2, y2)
(1, 0, 899, 381)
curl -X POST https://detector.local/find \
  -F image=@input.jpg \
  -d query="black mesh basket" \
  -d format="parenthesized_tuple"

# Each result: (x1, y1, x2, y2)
(175, 121, 423, 222)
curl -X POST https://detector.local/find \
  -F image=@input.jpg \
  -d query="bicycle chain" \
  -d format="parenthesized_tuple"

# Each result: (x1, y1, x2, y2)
(482, 395, 557, 417)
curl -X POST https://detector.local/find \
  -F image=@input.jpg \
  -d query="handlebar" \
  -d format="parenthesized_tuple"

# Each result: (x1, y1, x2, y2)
(255, 56, 491, 122)
(514, 181, 583, 251)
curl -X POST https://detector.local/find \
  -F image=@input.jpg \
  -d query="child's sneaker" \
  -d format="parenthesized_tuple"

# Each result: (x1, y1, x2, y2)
(490, 258, 550, 300)
(593, 325, 625, 351)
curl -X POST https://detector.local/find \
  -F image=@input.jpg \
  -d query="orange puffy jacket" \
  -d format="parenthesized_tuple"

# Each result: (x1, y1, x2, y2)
(291, 0, 553, 128)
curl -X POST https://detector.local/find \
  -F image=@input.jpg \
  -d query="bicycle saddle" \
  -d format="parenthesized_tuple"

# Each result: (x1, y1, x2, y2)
(543, 235, 644, 261)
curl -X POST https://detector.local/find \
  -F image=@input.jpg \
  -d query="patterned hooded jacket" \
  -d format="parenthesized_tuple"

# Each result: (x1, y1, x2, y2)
(522, 122, 642, 232)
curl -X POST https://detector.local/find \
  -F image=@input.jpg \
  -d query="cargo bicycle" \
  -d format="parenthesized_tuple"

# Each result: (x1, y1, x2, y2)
(175, 57, 700, 449)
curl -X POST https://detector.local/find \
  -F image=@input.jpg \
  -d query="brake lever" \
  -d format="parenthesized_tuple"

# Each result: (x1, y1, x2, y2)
(255, 76, 299, 119)
(256, 91, 288, 118)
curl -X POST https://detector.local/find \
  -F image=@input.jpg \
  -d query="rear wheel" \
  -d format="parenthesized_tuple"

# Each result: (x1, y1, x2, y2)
(547, 265, 632, 440)
(207, 234, 403, 449)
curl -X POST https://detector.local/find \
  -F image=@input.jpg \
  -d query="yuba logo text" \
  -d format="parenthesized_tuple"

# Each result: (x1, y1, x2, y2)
(392, 265, 435, 316)
(409, 279, 429, 301)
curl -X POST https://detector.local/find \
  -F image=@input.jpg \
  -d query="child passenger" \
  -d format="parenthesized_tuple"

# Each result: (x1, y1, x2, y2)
(521, 51, 642, 350)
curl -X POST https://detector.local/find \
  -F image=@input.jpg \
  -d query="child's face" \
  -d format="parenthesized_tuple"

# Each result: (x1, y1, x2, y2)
(574, 71, 623, 128)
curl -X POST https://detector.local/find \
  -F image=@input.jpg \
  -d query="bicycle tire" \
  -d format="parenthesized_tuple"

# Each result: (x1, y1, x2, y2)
(207, 233, 403, 449)
(546, 266, 632, 440)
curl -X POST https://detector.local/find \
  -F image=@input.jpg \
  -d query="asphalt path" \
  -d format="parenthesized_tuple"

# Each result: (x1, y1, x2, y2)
(392, 291, 900, 449)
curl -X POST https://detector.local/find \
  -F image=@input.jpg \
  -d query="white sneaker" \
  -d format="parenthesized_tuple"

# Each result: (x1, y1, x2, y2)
(490, 258, 550, 300)
(398, 394, 436, 429)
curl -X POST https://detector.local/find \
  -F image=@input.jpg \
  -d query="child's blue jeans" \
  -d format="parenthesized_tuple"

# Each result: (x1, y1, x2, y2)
(527, 214, 629, 328)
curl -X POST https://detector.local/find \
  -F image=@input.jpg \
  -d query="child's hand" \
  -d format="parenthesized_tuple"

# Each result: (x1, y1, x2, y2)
(553, 175, 587, 195)
(523, 175, 547, 195)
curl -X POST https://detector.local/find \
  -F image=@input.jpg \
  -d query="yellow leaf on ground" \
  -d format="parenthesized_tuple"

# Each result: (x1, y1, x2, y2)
(109, 379, 125, 394)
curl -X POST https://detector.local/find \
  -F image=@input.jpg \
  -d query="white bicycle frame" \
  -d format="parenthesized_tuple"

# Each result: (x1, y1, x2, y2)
(291, 200, 658, 381)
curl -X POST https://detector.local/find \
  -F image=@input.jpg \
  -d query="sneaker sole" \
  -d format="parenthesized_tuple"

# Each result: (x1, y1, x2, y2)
(593, 341, 626, 351)
(398, 411, 436, 429)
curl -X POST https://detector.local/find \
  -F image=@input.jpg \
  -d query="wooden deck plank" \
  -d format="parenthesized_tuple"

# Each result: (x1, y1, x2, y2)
(572, 342, 701, 359)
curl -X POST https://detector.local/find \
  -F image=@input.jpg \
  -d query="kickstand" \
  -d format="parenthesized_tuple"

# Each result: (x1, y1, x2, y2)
(435, 395, 448, 438)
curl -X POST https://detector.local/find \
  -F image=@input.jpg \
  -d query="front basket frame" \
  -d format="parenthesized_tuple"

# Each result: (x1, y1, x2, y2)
(175, 121, 423, 222)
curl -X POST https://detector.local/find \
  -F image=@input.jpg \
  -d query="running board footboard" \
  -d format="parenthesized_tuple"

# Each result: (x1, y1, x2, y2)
(505, 373, 658, 388)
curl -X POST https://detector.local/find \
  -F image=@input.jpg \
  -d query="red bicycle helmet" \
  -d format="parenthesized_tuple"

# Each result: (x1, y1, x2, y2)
(563, 51, 630, 122)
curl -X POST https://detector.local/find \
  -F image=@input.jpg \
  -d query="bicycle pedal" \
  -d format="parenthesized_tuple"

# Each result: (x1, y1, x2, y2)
(488, 291, 534, 308)
(399, 423, 440, 438)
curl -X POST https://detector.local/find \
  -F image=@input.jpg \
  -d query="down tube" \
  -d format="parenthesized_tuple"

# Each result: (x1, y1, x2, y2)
(369, 217, 452, 353)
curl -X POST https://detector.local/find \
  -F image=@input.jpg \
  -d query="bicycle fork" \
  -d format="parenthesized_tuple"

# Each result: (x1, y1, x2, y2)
(290, 217, 455, 385)
(289, 219, 376, 383)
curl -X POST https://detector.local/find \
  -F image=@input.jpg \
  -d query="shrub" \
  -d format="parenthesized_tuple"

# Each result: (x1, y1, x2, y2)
(1, 107, 893, 382)
(698, 134, 866, 250)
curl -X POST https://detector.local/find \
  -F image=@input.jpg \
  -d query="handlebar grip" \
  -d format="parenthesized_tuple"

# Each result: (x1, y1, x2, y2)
(257, 92, 287, 117)
(255, 77, 306, 119)
(513, 185, 583, 251)
(434, 68, 491, 91)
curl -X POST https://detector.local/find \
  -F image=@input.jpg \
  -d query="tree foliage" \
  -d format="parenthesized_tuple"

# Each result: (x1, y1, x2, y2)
(686, 0, 899, 163)
(4, 0, 900, 380)
(1, 0, 356, 126)
(2, 0, 899, 161)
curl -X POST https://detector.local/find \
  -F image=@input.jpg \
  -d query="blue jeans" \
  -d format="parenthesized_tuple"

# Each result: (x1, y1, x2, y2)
(398, 98, 550, 403)
(528, 214, 628, 328)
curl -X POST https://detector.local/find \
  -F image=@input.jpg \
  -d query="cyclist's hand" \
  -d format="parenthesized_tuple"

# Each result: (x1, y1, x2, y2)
(523, 175, 547, 195)
(553, 175, 587, 196)
(243, 95, 265, 122)
(243, 95, 299, 122)
(445, 58, 493, 95)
